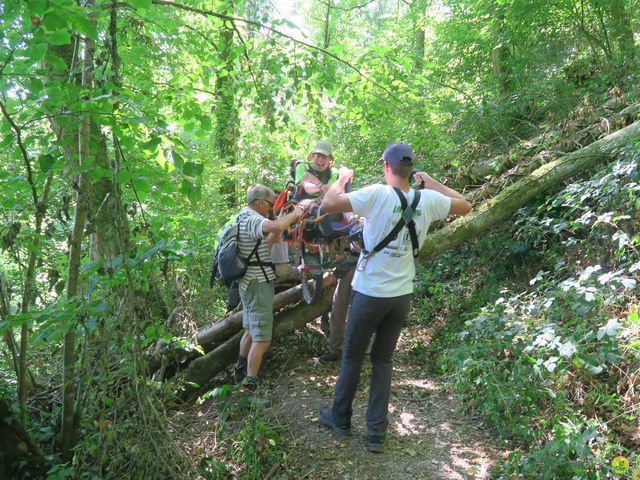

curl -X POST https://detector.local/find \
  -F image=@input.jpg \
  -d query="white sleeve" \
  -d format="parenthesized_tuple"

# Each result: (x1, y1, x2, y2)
(347, 184, 383, 219)
(422, 190, 452, 222)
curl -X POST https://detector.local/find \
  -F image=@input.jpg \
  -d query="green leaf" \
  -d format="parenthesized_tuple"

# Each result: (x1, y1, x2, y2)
(142, 136, 162, 152)
(42, 11, 67, 31)
(116, 171, 134, 184)
(38, 153, 55, 172)
(70, 14, 97, 39)
(171, 150, 185, 170)
(0, 133, 15, 149)
(128, 0, 152, 9)
(183, 162, 203, 177)
(29, 43, 48, 62)
(48, 30, 71, 46)
(44, 53, 68, 72)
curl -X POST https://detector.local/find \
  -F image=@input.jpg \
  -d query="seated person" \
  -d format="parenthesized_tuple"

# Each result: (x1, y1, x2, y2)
(293, 140, 345, 200)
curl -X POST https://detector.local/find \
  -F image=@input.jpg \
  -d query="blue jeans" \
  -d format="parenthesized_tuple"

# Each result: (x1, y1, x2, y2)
(332, 291, 412, 438)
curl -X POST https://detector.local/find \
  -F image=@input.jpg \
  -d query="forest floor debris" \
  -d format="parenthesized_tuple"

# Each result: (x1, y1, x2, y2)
(185, 317, 509, 479)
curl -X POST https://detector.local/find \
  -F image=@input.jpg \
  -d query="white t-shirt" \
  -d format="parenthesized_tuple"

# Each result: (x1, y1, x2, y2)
(348, 184, 451, 297)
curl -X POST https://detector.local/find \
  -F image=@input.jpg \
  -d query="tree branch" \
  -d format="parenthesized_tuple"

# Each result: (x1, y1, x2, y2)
(0, 101, 40, 207)
(132, 0, 416, 113)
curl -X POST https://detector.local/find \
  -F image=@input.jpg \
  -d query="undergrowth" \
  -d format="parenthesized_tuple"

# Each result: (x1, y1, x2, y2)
(415, 152, 640, 478)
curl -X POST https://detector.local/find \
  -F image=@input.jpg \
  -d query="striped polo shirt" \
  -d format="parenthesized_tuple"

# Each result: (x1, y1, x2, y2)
(237, 206, 275, 288)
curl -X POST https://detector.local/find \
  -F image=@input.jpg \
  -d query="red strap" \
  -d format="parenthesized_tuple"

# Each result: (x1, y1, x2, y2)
(273, 188, 289, 213)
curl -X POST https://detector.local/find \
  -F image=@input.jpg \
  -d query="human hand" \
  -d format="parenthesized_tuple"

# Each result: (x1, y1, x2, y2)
(338, 166, 354, 183)
(413, 171, 432, 187)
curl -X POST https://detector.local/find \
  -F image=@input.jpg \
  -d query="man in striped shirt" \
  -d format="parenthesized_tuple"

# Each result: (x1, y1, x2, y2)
(235, 185, 303, 394)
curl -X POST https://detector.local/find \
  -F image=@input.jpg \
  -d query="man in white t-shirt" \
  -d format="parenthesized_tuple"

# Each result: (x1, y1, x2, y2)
(316, 142, 472, 452)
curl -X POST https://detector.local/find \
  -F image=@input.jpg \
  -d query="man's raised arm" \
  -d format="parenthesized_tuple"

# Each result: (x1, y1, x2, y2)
(321, 168, 354, 214)
(413, 172, 471, 217)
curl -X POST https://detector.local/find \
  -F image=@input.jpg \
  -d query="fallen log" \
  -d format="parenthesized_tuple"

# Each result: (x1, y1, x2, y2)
(197, 283, 304, 350)
(420, 120, 640, 262)
(173, 121, 639, 392)
(196, 275, 337, 352)
(459, 101, 640, 189)
(177, 283, 336, 395)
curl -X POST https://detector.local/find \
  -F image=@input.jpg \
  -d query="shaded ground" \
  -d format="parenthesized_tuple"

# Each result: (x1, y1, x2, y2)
(186, 318, 507, 479)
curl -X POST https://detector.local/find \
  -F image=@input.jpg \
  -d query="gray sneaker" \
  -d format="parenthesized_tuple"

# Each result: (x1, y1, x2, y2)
(317, 403, 351, 435)
(319, 350, 341, 363)
(366, 436, 385, 453)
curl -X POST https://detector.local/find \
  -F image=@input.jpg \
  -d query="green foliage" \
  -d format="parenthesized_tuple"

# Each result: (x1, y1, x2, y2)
(426, 156, 639, 477)
(1, 0, 639, 477)
(229, 412, 284, 480)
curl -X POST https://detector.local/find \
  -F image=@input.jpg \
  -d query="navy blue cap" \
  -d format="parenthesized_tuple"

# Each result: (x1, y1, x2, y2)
(380, 142, 413, 166)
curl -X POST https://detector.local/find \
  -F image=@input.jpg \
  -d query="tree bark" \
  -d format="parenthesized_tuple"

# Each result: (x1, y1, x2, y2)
(177, 284, 335, 395)
(608, 0, 636, 65)
(215, 0, 239, 203)
(197, 283, 304, 349)
(420, 120, 640, 262)
(61, 7, 96, 455)
(411, 0, 427, 73)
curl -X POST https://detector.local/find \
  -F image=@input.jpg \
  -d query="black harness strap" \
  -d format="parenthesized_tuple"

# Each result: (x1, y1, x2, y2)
(363, 187, 421, 258)
(239, 213, 275, 283)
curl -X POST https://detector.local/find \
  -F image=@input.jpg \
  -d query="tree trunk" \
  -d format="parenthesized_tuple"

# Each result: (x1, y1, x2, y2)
(411, 0, 427, 73)
(177, 284, 335, 395)
(420, 120, 640, 262)
(197, 283, 304, 349)
(609, 0, 636, 65)
(152, 278, 337, 377)
(323, 0, 331, 49)
(490, 4, 512, 93)
(61, 8, 97, 455)
(215, 0, 239, 203)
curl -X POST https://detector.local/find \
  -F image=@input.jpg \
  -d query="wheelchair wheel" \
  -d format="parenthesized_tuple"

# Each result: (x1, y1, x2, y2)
(299, 249, 324, 304)
(300, 270, 323, 304)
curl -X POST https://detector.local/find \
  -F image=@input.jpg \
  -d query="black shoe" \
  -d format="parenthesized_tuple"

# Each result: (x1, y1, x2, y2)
(319, 350, 341, 363)
(366, 435, 385, 453)
(240, 375, 258, 392)
(317, 403, 351, 435)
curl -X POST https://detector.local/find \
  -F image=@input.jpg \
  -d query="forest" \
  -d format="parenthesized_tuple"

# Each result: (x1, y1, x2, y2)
(0, 0, 638, 478)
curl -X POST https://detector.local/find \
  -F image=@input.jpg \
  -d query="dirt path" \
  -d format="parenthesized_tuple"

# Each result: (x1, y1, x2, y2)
(265, 320, 504, 479)
(189, 319, 506, 479)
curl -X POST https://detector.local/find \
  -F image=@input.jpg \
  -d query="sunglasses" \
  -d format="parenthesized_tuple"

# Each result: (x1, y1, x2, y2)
(262, 199, 274, 207)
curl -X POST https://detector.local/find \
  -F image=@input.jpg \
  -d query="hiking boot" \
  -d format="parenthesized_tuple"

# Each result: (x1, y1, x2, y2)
(319, 350, 341, 363)
(317, 403, 351, 436)
(366, 435, 385, 453)
(240, 375, 258, 393)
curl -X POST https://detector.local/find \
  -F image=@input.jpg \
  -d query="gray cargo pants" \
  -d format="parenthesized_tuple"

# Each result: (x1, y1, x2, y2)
(331, 291, 411, 438)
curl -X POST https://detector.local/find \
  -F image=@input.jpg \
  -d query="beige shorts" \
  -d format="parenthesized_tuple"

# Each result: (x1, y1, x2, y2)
(239, 279, 275, 342)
